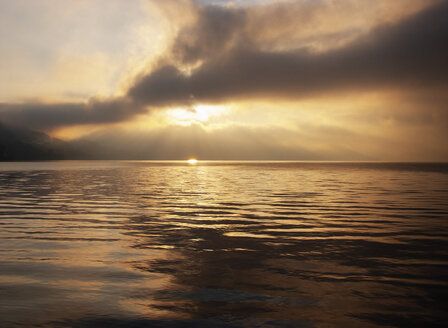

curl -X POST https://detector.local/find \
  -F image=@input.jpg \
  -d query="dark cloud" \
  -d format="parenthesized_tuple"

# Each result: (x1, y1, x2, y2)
(171, 5, 247, 65)
(0, 98, 140, 130)
(130, 0, 448, 105)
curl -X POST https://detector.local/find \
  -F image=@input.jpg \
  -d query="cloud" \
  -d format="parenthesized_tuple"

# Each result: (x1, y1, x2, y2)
(0, 98, 140, 130)
(0, 0, 446, 131)
(129, 0, 448, 106)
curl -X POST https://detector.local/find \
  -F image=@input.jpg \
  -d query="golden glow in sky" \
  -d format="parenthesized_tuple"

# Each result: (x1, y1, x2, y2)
(0, 0, 447, 161)
(167, 105, 227, 126)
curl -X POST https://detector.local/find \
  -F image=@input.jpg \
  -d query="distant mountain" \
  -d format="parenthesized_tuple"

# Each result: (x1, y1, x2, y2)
(0, 122, 71, 160)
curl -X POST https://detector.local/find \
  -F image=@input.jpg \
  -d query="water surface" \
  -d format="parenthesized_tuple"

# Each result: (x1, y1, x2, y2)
(0, 161, 447, 327)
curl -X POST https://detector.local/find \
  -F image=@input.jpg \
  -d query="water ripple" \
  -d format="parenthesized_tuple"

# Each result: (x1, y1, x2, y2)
(0, 161, 447, 327)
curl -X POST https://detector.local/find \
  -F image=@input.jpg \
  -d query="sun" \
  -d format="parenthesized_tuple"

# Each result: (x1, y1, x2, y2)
(168, 105, 226, 125)
(187, 158, 198, 164)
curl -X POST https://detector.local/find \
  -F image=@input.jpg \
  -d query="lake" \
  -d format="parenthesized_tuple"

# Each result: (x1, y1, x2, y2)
(0, 161, 447, 327)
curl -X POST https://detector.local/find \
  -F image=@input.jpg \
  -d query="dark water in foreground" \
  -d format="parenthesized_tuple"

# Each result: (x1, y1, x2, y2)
(0, 161, 447, 328)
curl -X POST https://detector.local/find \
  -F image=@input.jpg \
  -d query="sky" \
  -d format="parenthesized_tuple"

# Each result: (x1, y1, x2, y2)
(0, 0, 447, 161)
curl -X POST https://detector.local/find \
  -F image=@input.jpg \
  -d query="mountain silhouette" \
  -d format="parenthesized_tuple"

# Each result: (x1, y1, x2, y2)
(0, 122, 71, 160)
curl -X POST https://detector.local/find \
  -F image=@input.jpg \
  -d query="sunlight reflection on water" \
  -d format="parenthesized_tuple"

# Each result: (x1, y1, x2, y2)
(0, 161, 447, 327)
